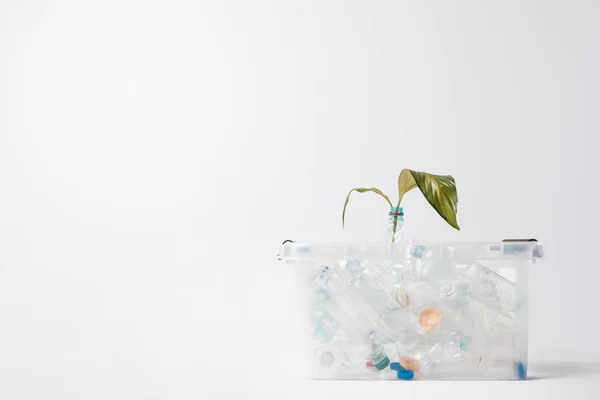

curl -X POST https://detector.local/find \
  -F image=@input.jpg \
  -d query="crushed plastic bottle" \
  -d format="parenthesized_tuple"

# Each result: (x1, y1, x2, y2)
(386, 207, 404, 241)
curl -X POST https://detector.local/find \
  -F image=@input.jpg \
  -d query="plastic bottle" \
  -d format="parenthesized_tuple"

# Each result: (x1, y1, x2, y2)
(391, 279, 438, 312)
(462, 262, 524, 314)
(314, 265, 381, 340)
(312, 267, 356, 341)
(336, 260, 401, 322)
(382, 307, 410, 329)
(310, 307, 338, 343)
(395, 336, 437, 374)
(368, 331, 391, 370)
(390, 301, 476, 369)
(310, 283, 339, 343)
(425, 331, 471, 366)
(410, 244, 433, 259)
(402, 351, 443, 374)
(385, 207, 404, 241)
(469, 320, 516, 378)
(420, 245, 458, 281)
(354, 272, 392, 314)
(341, 260, 367, 279)
(315, 341, 367, 368)
(439, 308, 475, 348)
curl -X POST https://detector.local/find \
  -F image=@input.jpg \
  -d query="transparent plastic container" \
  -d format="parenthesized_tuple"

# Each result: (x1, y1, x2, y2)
(278, 241, 543, 380)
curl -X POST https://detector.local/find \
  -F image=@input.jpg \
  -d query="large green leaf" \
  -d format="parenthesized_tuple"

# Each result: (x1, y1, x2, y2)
(397, 169, 460, 230)
(342, 188, 393, 228)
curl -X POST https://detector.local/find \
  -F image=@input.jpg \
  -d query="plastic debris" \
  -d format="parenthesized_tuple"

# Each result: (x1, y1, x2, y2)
(297, 241, 535, 380)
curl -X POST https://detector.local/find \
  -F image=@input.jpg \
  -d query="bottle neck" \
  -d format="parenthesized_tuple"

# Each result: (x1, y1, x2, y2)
(389, 207, 404, 220)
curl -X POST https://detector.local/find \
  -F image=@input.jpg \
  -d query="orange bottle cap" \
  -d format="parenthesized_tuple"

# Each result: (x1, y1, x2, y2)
(418, 308, 441, 331)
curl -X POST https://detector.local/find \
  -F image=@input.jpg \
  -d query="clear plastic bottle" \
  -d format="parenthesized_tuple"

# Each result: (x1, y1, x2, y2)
(310, 283, 339, 343)
(311, 267, 353, 342)
(385, 207, 404, 241)
(315, 341, 367, 368)
(390, 279, 438, 313)
(462, 262, 524, 314)
(469, 320, 516, 378)
(393, 331, 437, 374)
(395, 331, 469, 372)
(439, 306, 475, 346)
(354, 272, 392, 314)
(410, 244, 433, 259)
(368, 331, 391, 370)
(421, 245, 458, 281)
(428, 341, 467, 366)
(382, 307, 410, 329)
(336, 260, 399, 320)
(429, 280, 470, 312)
(310, 307, 338, 343)
(314, 265, 381, 340)
(340, 260, 367, 279)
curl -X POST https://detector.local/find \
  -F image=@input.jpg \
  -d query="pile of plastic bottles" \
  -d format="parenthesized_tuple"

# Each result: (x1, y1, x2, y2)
(308, 244, 527, 380)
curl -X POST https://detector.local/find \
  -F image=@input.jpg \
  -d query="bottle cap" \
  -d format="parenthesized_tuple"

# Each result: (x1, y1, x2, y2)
(514, 361, 526, 379)
(400, 355, 420, 372)
(374, 355, 390, 370)
(390, 362, 406, 371)
(418, 308, 441, 331)
(397, 369, 415, 380)
(318, 351, 334, 367)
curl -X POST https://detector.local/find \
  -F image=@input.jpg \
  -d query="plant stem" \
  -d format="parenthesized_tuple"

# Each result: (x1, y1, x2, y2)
(391, 198, 402, 242)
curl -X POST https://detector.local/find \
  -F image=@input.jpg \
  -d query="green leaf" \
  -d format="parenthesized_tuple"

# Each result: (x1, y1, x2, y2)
(342, 188, 393, 228)
(397, 169, 418, 204)
(397, 169, 460, 230)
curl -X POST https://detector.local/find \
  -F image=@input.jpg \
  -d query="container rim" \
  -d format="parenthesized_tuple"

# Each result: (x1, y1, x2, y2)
(277, 241, 544, 262)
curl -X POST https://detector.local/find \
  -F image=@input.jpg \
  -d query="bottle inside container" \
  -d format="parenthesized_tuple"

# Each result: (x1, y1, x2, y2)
(462, 262, 524, 315)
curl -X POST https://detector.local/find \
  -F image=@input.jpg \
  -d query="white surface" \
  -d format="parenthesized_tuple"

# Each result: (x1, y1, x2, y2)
(0, 0, 599, 398)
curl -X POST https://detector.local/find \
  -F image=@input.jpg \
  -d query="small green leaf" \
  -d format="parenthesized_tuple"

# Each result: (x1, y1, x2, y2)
(342, 187, 393, 228)
(397, 169, 460, 230)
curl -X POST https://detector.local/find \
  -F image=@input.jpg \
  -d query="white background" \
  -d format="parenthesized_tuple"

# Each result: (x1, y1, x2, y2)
(1, 0, 599, 398)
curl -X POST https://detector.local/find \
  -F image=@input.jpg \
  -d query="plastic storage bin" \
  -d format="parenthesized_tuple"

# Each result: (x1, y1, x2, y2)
(278, 241, 543, 380)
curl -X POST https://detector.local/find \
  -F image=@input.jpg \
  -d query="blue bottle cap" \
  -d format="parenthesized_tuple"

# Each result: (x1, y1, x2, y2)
(514, 361, 526, 380)
(397, 369, 415, 380)
(390, 362, 405, 371)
